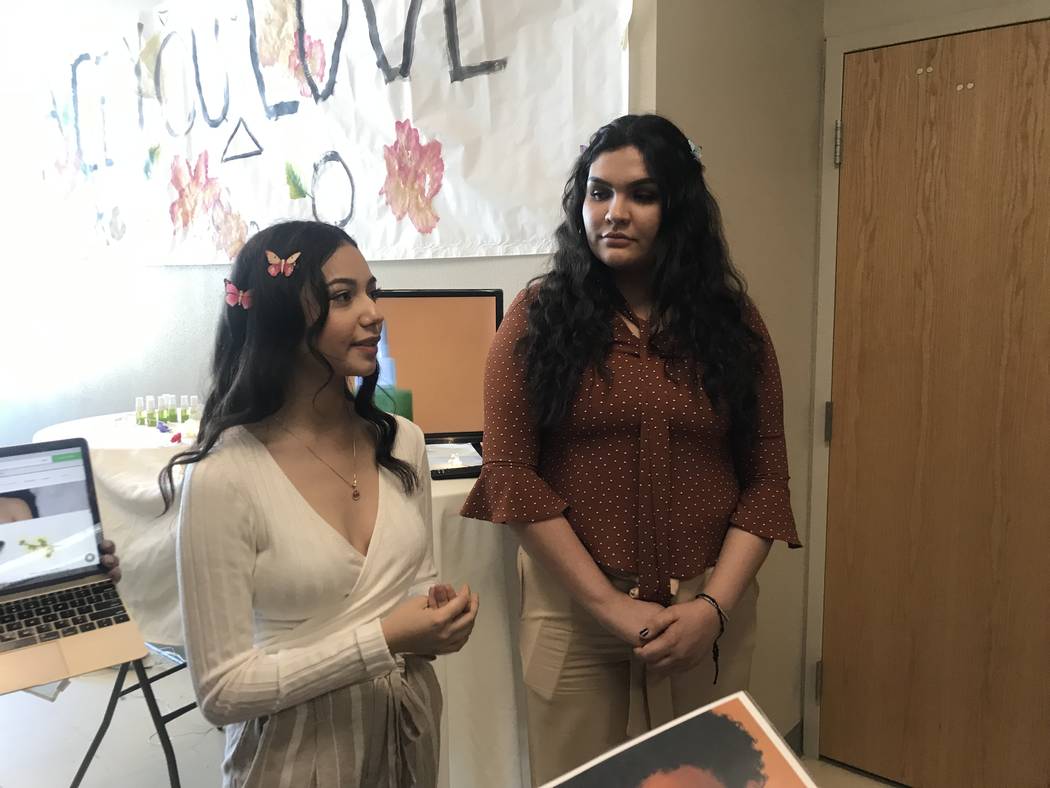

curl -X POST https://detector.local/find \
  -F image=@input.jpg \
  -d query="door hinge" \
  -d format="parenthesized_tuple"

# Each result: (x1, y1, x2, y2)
(815, 659, 824, 703)
(824, 401, 833, 443)
(833, 120, 843, 167)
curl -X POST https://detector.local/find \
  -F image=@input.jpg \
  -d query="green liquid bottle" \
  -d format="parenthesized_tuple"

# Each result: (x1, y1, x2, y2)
(374, 337, 414, 421)
(374, 386, 413, 420)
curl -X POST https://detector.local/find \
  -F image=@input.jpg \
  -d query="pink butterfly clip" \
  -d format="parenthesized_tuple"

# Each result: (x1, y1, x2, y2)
(266, 250, 301, 277)
(224, 279, 253, 309)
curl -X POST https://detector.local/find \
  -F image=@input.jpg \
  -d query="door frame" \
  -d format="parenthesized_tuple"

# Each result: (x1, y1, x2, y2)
(802, 0, 1050, 760)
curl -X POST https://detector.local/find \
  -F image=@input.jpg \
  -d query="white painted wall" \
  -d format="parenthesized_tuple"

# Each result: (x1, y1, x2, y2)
(651, 0, 824, 737)
(0, 256, 547, 443)
(825, 0, 1047, 37)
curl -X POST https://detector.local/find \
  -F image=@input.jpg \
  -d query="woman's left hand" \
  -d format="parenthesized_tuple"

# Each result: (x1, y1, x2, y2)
(100, 539, 122, 583)
(633, 599, 721, 676)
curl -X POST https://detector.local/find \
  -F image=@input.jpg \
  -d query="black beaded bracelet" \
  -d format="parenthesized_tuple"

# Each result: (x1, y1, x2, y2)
(695, 592, 728, 684)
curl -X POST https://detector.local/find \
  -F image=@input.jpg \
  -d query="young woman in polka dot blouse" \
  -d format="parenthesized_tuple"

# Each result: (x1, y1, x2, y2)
(462, 114, 801, 784)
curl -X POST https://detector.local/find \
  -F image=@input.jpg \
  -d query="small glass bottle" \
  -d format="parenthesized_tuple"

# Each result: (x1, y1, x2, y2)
(145, 395, 158, 427)
(179, 395, 190, 423)
(188, 395, 201, 421)
(135, 397, 146, 426)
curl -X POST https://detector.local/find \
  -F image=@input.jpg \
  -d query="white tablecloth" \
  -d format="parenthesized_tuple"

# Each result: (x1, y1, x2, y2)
(429, 479, 531, 788)
(33, 414, 530, 788)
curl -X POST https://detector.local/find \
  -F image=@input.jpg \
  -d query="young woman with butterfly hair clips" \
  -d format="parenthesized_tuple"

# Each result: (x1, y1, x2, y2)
(160, 220, 479, 788)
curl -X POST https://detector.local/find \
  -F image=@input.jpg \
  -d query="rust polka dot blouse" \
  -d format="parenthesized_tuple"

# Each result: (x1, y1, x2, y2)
(461, 289, 801, 604)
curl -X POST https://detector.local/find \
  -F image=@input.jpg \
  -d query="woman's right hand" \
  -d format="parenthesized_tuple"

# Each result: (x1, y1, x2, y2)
(592, 593, 668, 647)
(381, 584, 480, 656)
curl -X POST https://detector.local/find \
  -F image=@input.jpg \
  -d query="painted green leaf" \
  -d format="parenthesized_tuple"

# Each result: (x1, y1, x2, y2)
(143, 144, 161, 178)
(286, 162, 308, 199)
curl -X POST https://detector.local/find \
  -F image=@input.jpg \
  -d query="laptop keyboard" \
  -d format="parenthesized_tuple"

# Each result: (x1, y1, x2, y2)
(0, 580, 130, 654)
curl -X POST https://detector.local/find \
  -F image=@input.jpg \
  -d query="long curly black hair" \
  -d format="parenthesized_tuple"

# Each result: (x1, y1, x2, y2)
(520, 114, 764, 479)
(159, 221, 417, 511)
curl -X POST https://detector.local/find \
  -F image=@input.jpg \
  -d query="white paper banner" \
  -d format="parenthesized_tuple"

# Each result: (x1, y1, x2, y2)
(32, 0, 630, 263)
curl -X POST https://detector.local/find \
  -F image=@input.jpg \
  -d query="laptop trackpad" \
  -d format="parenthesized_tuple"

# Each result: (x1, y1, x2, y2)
(0, 642, 68, 693)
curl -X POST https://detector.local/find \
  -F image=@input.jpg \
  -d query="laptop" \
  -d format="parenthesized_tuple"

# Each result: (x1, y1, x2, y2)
(0, 438, 146, 695)
(374, 289, 503, 480)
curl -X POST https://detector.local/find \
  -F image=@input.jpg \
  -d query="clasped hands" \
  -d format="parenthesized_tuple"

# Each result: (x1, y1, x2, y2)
(600, 593, 722, 677)
(380, 583, 480, 658)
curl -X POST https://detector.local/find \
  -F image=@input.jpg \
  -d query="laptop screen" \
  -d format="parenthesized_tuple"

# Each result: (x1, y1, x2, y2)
(0, 443, 101, 592)
(374, 290, 502, 441)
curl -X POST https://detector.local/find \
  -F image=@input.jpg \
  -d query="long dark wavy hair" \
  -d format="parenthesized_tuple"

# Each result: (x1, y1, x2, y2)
(159, 220, 417, 511)
(520, 114, 764, 480)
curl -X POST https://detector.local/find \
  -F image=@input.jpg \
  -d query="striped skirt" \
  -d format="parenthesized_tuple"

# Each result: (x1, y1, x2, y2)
(221, 656, 442, 787)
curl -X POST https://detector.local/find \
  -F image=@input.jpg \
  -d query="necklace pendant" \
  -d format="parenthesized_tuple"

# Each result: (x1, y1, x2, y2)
(352, 487, 361, 501)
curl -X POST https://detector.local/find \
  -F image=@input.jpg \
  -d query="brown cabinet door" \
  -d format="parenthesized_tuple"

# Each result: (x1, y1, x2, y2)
(823, 20, 1050, 788)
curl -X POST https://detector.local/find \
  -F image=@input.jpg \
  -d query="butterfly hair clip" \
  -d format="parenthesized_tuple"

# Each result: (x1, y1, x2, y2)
(266, 250, 301, 277)
(224, 279, 253, 309)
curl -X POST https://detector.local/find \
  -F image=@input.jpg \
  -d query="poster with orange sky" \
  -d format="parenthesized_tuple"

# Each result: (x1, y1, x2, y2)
(544, 691, 817, 788)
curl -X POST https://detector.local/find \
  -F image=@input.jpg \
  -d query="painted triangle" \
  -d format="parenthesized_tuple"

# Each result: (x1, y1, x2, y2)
(221, 118, 263, 163)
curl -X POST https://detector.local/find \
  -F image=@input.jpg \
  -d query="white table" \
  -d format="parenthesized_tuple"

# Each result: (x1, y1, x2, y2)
(429, 479, 531, 788)
(34, 414, 530, 788)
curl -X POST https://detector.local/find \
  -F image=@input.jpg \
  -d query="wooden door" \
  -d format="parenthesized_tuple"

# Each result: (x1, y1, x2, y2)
(822, 21, 1050, 788)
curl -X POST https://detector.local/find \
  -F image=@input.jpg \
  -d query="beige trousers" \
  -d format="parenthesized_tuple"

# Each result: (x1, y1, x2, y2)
(517, 548, 759, 786)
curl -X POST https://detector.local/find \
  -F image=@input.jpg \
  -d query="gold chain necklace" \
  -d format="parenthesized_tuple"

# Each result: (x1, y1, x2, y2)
(275, 420, 360, 502)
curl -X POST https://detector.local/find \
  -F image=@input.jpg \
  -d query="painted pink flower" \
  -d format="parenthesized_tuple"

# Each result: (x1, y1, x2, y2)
(380, 119, 444, 234)
(289, 34, 327, 97)
(169, 152, 221, 233)
(211, 199, 248, 259)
